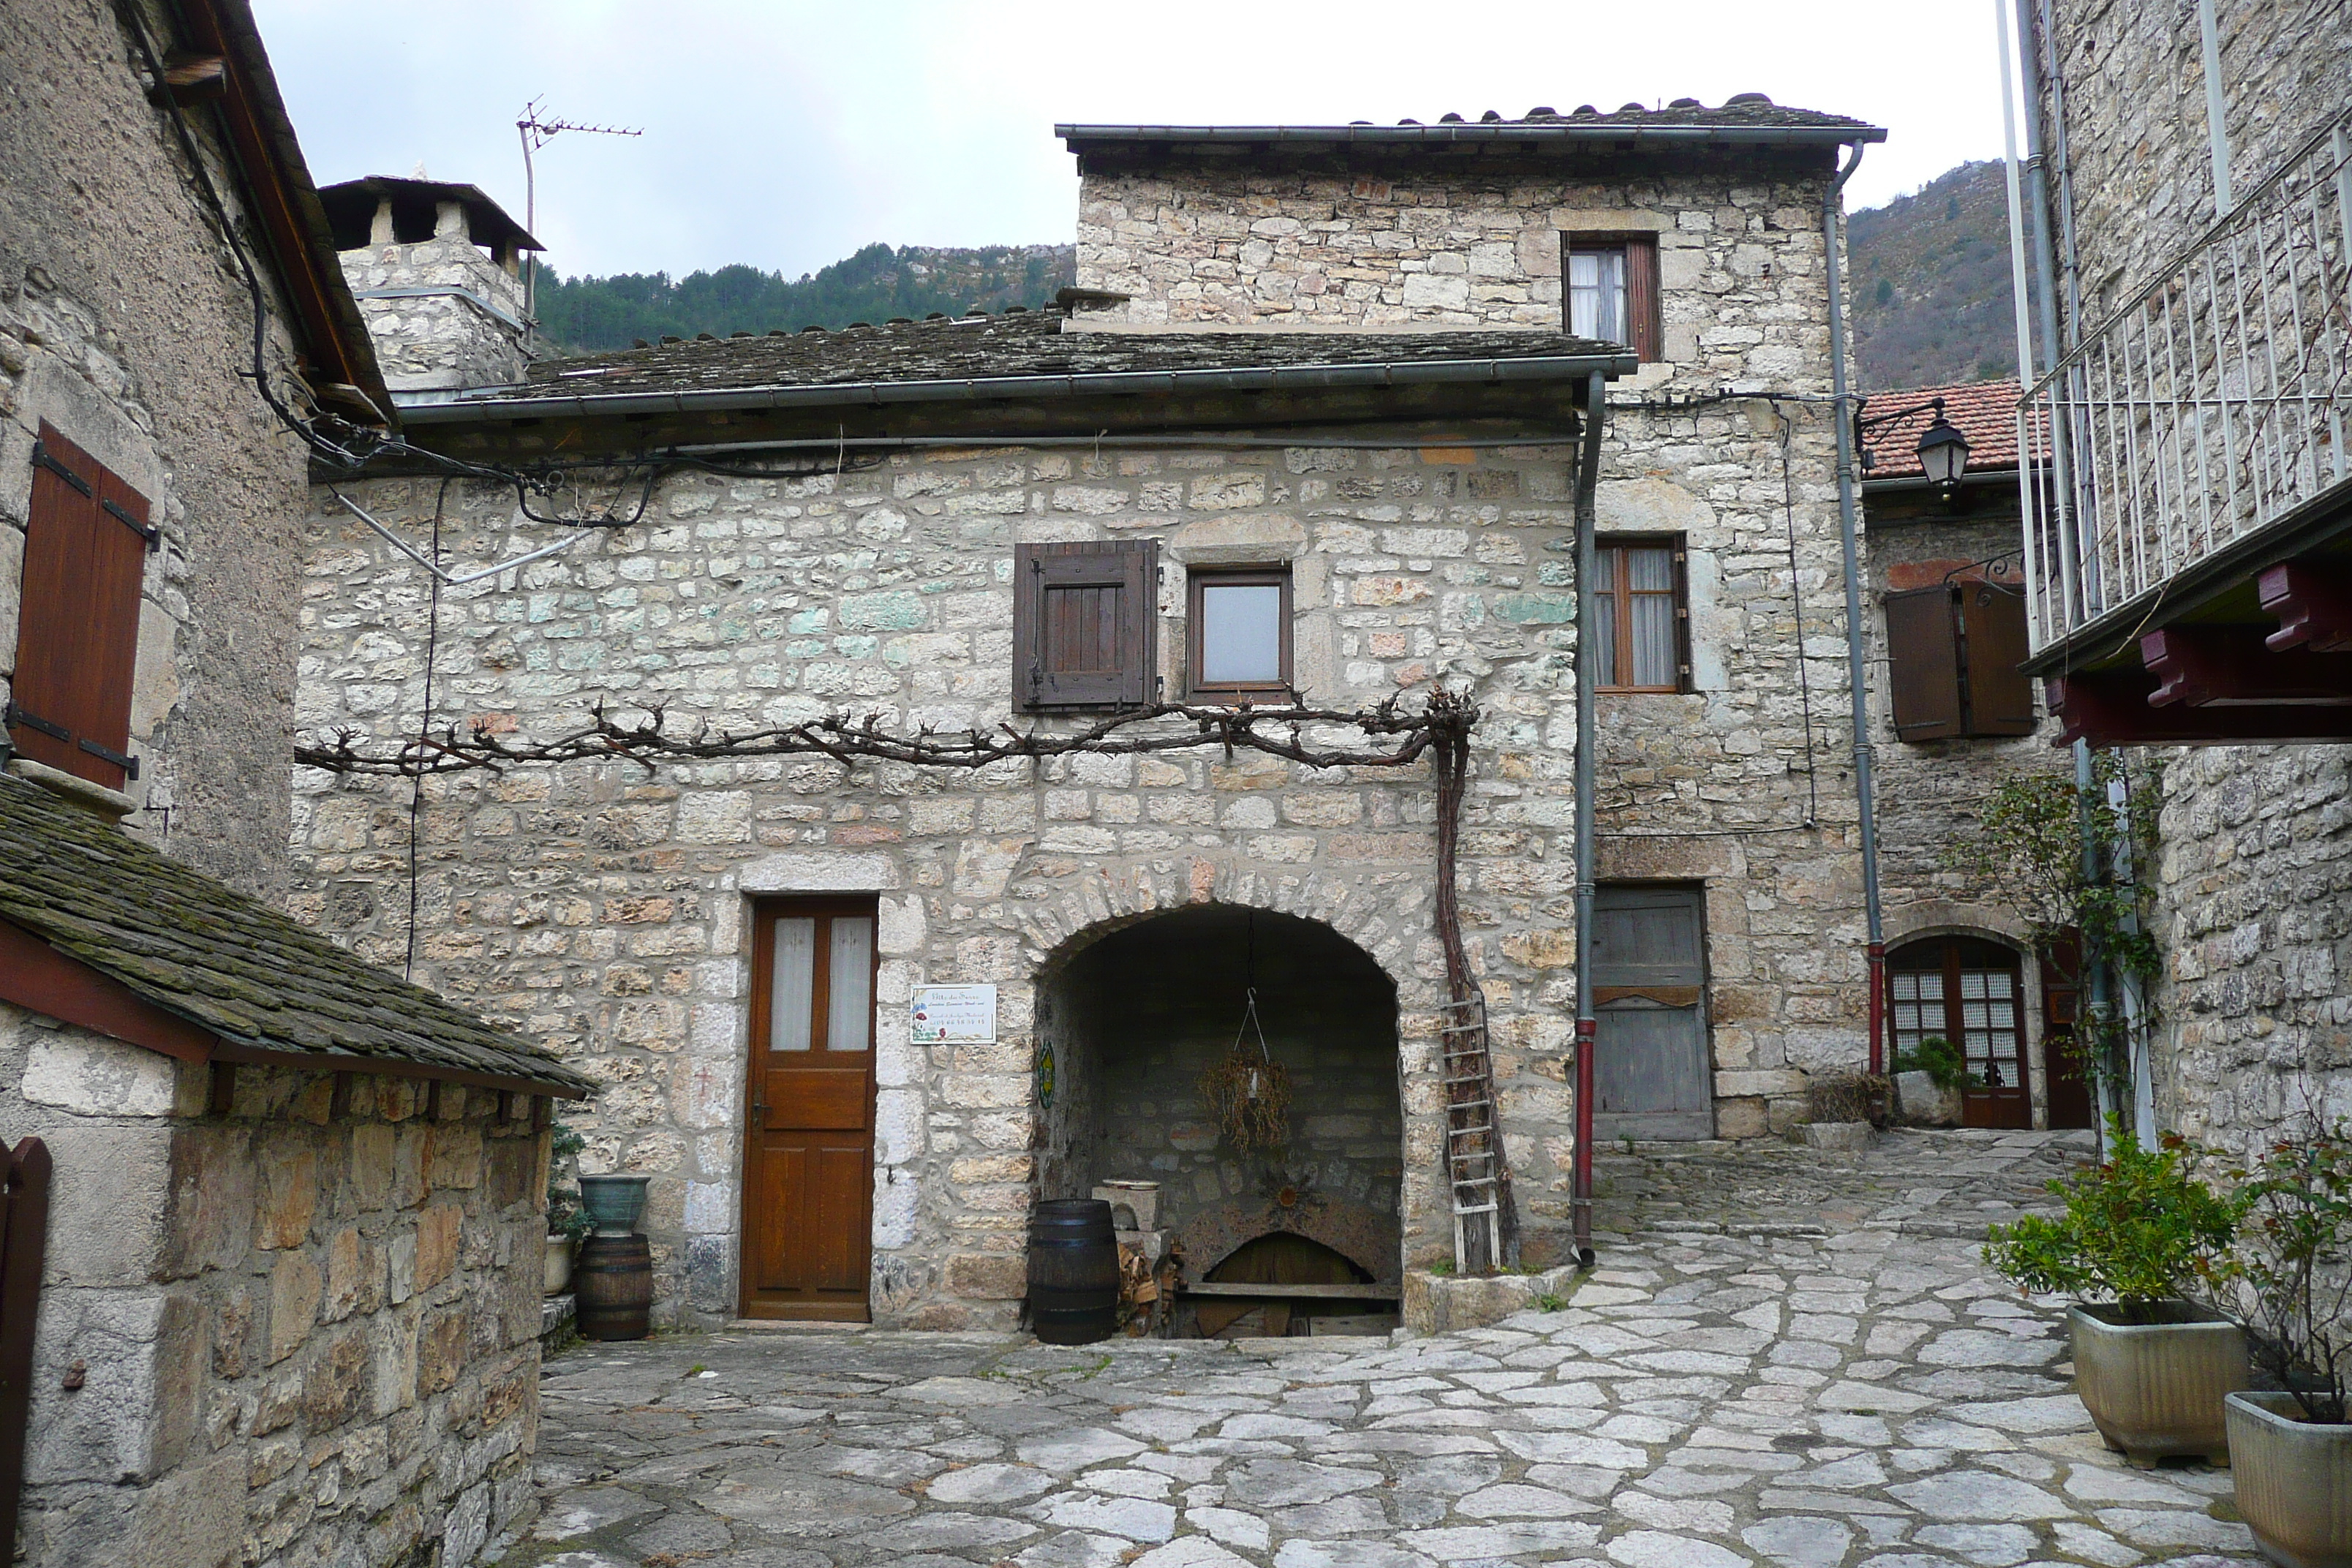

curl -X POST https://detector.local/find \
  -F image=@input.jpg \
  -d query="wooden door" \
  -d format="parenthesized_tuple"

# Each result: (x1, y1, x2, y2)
(1590, 886, 1714, 1141)
(1891, 936, 2030, 1130)
(740, 897, 878, 1320)
(2040, 932, 2096, 1129)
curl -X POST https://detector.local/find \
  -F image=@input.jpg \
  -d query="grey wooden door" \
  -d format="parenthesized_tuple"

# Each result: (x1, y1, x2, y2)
(1591, 886, 1713, 1140)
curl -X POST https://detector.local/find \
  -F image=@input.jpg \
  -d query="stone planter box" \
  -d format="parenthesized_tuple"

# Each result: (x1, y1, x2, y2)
(1894, 1070, 1961, 1126)
(2225, 1390, 2352, 1567)
(2070, 1302, 2246, 1465)
(1403, 1262, 1583, 1335)
(545, 1233, 574, 1296)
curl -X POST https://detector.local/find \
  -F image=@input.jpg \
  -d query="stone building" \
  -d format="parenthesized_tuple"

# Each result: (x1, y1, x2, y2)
(1859, 379, 2086, 1131)
(1, 1, 587, 1563)
(292, 102, 1891, 1332)
(2015, 0, 2352, 1154)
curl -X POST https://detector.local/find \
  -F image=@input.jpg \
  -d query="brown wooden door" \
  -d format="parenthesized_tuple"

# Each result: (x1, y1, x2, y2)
(740, 897, 878, 1320)
(2040, 932, 2096, 1129)
(1891, 936, 2031, 1130)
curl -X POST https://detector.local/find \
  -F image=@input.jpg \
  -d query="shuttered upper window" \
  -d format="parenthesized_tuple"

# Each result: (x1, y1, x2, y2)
(1884, 580, 2037, 741)
(7, 423, 151, 788)
(1567, 237, 1662, 362)
(1012, 540, 1158, 711)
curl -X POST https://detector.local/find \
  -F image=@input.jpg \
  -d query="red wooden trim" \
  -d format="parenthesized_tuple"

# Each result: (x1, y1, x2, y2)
(0, 918, 216, 1063)
(2259, 562, 2352, 653)
(2141, 625, 2352, 707)
(2048, 671, 2352, 746)
(0, 1139, 53, 1556)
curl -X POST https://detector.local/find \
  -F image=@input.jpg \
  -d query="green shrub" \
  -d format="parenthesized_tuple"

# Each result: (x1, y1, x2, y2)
(1893, 1035, 1970, 1090)
(548, 1121, 593, 1243)
(1983, 1119, 2235, 1323)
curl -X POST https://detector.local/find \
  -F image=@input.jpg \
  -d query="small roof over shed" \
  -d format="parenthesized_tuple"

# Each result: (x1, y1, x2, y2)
(0, 775, 591, 1098)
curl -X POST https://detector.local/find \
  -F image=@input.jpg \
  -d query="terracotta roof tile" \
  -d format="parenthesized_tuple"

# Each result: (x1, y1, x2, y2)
(1859, 379, 2038, 479)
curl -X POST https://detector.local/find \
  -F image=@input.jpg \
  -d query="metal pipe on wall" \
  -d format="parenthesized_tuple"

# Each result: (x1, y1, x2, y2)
(1820, 143, 1890, 1077)
(1569, 370, 1605, 1266)
(2198, 0, 2236, 218)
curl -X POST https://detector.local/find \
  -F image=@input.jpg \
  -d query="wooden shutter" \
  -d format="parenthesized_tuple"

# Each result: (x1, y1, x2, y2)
(1959, 581, 2038, 736)
(9, 424, 150, 788)
(1012, 540, 1157, 711)
(1884, 586, 1964, 742)
(1624, 238, 1662, 363)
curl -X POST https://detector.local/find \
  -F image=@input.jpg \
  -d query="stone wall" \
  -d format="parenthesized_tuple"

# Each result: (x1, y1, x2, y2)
(1075, 157, 1831, 361)
(0, 1006, 546, 1567)
(0, 0, 318, 900)
(290, 413, 1869, 1325)
(339, 228, 528, 393)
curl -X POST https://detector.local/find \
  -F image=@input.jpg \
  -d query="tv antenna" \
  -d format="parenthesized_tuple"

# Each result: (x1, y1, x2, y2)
(516, 98, 642, 340)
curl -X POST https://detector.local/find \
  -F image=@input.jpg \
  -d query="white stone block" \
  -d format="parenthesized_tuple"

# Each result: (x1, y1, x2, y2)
(22, 1028, 176, 1117)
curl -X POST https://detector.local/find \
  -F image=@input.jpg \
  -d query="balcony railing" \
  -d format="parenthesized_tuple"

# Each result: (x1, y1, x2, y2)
(2023, 108, 2352, 652)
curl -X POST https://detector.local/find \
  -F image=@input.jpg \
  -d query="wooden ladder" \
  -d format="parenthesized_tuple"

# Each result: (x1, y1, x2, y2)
(1439, 992, 1512, 1275)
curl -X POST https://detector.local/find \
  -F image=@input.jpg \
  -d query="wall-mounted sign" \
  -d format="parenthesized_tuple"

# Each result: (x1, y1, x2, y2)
(911, 984, 997, 1044)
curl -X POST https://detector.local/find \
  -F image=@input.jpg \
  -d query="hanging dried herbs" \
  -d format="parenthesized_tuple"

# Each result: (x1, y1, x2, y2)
(1199, 985, 1292, 1150)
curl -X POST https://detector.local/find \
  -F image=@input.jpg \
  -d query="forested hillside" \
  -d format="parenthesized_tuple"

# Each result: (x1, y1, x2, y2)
(1847, 159, 2021, 391)
(534, 242, 1077, 351)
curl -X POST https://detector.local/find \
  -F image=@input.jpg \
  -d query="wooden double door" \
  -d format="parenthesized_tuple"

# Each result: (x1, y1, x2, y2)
(740, 897, 878, 1320)
(1888, 935, 2095, 1131)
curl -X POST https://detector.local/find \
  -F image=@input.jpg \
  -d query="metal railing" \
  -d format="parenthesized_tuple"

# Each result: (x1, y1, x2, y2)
(2022, 108, 2352, 650)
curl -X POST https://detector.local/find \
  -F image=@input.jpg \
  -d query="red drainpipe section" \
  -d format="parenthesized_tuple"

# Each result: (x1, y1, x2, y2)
(1572, 1017, 1597, 1261)
(1866, 941, 1887, 1076)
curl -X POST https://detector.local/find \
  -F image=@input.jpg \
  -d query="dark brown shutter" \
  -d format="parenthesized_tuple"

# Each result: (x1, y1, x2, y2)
(1884, 586, 1964, 742)
(1012, 540, 1157, 711)
(1624, 238, 1662, 363)
(1959, 581, 2038, 736)
(9, 424, 148, 788)
(0, 1138, 51, 1559)
(1671, 542, 1692, 691)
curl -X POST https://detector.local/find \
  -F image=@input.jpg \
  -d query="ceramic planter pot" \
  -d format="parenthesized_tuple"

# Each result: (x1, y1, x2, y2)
(2068, 1301, 2247, 1464)
(543, 1232, 574, 1296)
(577, 1173, 652, 1237)
(2226, 1391, 2352, 1568)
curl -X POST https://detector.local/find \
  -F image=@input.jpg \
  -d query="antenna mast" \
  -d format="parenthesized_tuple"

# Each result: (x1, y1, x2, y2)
(516, 98, 642, 348)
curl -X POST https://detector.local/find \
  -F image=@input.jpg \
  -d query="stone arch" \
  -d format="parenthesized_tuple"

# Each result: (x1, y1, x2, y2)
(1885, 900, 2036, 951)
(1177, 1192, 1401, 1289)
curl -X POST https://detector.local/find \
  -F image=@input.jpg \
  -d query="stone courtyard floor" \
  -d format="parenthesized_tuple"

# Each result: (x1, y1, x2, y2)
(505, 1129, 2265, 1568)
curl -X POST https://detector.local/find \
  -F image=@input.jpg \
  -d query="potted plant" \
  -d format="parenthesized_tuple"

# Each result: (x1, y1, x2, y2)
(546, 1122, 591, 1296)
(1985, 1119, 2243, 1464)
(2207, 1128, 2352, 1566)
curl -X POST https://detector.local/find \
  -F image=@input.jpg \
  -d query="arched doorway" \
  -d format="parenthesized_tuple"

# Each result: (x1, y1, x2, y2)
(1890, 934, 2029, 1129)
(1034, 905, 1403, 1335)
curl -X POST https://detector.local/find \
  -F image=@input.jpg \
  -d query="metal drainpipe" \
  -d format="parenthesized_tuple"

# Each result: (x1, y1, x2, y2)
(1570, 369, 1605, 1267)
(1821, 143, 1890, 1077)
(2198, 0, 2235, 219)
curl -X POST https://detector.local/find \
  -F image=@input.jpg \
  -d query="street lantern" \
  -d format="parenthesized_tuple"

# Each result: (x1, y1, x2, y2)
(1915, 399, 1970, 492)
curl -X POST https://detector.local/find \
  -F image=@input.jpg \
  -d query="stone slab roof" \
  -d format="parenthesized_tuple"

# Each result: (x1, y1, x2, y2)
(0, 774, 591, 1094)
(1861, 379, 2032, 480)
(408, 309, 1631, 416)
(1059, 96, 1885, 149)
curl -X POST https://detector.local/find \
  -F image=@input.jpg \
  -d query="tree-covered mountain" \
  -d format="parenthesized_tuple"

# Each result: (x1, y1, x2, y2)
(1847, 159, 2024, 391)
(532, 243, 1077, 352)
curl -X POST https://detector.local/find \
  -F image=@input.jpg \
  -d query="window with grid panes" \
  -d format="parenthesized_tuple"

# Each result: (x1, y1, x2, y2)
(1889, 937, 2027, 1091)
(1592, 540, 1686, 692)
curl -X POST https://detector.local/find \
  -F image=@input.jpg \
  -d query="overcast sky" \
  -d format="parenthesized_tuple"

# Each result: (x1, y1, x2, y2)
(252, 1, 2016, 282)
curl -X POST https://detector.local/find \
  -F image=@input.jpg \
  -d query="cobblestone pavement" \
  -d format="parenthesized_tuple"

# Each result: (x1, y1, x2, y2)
(508, 1130, 2264, 1568)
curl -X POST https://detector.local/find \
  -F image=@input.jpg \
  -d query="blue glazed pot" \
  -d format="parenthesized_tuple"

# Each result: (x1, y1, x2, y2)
(577, 1173, 652, 1237)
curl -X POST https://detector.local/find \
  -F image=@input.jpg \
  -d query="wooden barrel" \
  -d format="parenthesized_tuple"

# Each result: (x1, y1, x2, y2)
(573, 1234, 653, 1341)
(1028, 1199, 1118, 1346)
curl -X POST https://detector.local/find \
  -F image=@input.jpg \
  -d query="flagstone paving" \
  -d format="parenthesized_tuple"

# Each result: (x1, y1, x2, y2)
(502, 1130, 2263, 1568)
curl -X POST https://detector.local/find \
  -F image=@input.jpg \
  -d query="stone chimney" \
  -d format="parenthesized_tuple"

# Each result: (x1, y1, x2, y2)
(319, 176, 539, 393)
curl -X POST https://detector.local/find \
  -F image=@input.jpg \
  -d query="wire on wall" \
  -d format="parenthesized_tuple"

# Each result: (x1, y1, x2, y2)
(1776, 401, 1823, 828)
(403, 478, 451, 981)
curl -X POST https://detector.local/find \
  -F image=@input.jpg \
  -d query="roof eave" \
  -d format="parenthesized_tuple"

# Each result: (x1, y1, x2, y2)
(394, 350, 1643, 426)
(1058, 122, 1888, 151)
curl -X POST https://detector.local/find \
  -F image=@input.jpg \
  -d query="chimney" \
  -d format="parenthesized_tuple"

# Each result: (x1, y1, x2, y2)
(319, 177, 540, 393)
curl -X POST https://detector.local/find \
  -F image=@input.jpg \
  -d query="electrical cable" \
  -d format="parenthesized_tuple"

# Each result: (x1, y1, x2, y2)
(403, 478, 450, 981)
(1775, 401, 1822, 829)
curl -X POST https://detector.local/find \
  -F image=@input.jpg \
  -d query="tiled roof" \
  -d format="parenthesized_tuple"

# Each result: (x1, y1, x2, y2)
(403, 308, 1633, 418)
(1858, 380, 2034, 479)
(1060, 96, 1884, 148)
(0, 776, 592, 1094)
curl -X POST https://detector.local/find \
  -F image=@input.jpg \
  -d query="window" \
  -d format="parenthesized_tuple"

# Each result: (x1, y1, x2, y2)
(1890, 935, 2029, 1130)
(1566, 236, 1662, 361)
(1884, 580, 2036, 740)
(1012, 540, 1158, 711)
(1187, 566, 1292, 702)
(7, 422, 152, 789)
(1593, 539, 1689, 693)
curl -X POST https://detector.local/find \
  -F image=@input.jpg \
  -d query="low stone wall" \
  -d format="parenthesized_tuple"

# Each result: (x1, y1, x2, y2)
(0, 1006, 547, 1568)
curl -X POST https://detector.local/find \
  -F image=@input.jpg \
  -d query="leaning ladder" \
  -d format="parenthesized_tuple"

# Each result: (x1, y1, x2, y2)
(1439, 992, 1511, 1275)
